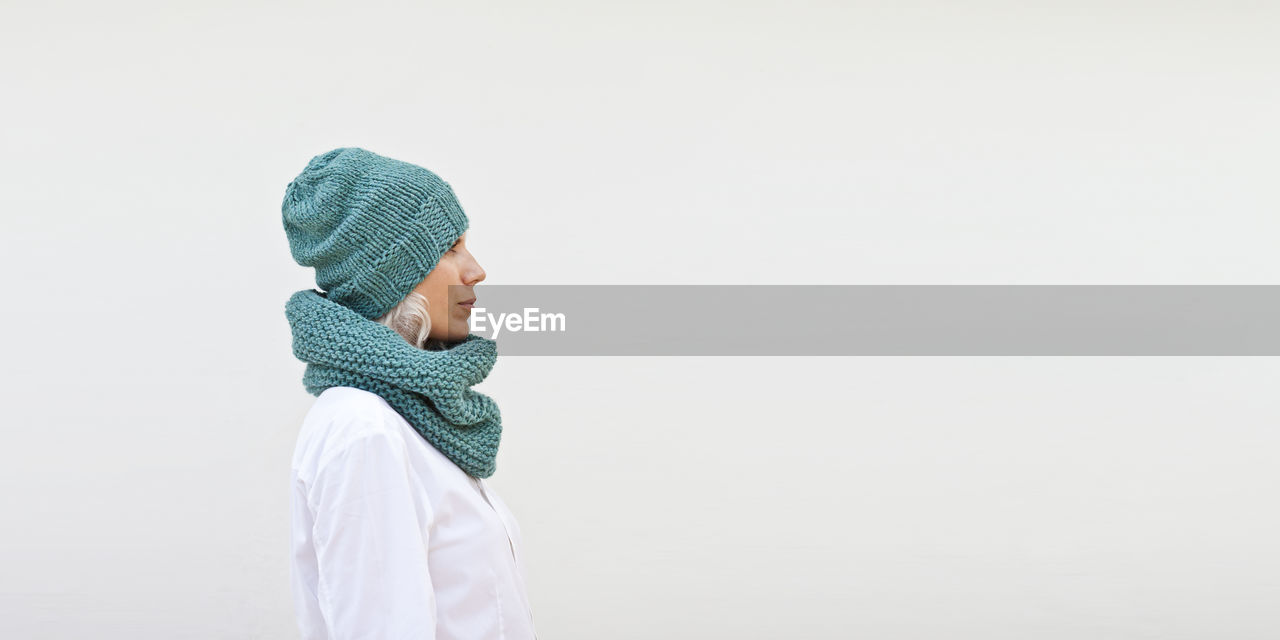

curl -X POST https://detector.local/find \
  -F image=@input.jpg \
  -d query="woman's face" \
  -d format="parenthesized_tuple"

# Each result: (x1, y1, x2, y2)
(411, 232, 486, 342)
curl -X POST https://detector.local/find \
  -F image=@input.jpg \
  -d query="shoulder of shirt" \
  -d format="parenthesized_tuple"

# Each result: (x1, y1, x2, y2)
(292, 387, 409, 478)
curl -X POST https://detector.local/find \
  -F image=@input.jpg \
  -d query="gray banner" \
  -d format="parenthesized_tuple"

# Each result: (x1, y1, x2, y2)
(446, 285, 1280, 355)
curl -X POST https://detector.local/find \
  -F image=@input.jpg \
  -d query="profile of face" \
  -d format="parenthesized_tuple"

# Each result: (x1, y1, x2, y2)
(411, 232, 486, 342)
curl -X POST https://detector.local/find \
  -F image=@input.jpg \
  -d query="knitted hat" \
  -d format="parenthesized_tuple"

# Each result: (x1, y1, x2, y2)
(281, 147, 469, 319)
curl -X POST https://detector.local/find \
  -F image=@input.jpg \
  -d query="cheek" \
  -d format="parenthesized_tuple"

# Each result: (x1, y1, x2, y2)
(419, 263, 462, 308)
(428, 288, 450, 314)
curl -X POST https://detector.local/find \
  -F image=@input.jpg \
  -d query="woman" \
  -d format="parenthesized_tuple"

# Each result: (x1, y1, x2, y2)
(281, 147, 537, 639)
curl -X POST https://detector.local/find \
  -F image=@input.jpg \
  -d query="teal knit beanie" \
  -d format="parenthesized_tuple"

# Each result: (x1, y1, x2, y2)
(281, 147, 470, 320)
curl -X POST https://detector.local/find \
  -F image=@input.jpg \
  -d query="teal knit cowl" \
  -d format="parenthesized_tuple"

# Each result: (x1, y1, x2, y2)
(285, 287, 503, 478)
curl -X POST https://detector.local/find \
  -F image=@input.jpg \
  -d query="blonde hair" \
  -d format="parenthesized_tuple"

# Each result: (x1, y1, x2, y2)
(375, 291, 452, 351)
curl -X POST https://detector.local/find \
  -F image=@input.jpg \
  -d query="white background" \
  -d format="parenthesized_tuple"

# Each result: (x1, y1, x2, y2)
(3, 1, 1278, 638)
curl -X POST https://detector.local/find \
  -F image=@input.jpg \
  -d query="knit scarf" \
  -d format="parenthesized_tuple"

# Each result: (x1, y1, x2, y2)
(285, 288, 503, 478)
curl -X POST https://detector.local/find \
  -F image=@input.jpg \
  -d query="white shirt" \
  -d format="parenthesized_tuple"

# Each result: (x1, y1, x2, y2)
(289, 386, 538, 639)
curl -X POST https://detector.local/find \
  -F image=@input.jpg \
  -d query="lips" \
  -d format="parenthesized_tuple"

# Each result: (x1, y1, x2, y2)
(458, 297, 476, 308)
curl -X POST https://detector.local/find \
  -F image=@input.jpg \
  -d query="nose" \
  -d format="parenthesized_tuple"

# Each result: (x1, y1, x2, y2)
(465, 258, 486, 286)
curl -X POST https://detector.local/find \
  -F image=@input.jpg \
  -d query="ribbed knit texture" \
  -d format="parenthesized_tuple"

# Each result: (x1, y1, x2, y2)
(285, 288, 504, 478)
(281, 147, 470, 320)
